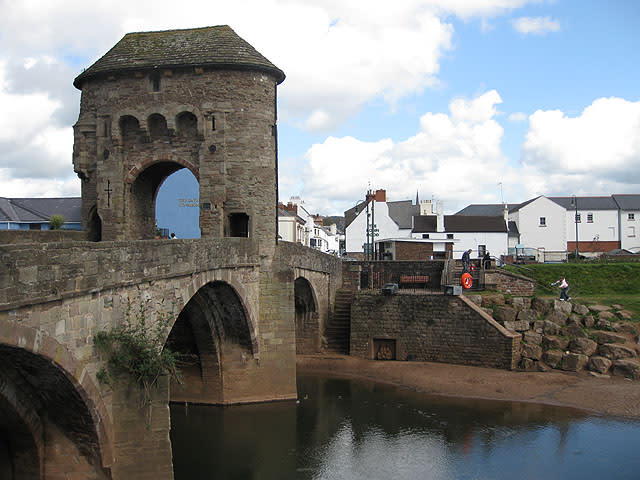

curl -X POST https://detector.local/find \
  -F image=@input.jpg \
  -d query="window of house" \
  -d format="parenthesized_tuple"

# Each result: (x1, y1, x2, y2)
(587, 213, 593, 223)
(422, 234, 429, 239)
(539, 217, 546, 226)
(478, 245, 486, 257)
(150, 74, 161, 92)
(628, 226, 636, 237)
(29, 223, 42, 230)
(447, 233, 454, 239)
(629, 213, 635, 221)
(228, 213, 249, 238)
(575, 213, 581, 223)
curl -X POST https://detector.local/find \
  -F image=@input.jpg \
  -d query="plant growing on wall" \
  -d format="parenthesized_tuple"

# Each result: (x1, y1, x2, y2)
(94, 301, 182, 409)
(49, 214, 66, 230)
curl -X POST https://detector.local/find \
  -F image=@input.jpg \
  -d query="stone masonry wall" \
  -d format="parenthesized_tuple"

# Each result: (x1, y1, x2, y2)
(350, 293, 520, 369)
(484, 270, 536, 296)
(0, 230, 87, 244)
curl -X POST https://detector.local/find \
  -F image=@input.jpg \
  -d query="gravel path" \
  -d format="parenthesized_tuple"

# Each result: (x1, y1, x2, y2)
(297, 354, 640, 419)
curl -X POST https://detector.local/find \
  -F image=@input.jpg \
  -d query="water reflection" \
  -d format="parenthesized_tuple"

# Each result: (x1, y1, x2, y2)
(170, 373, 640, 479)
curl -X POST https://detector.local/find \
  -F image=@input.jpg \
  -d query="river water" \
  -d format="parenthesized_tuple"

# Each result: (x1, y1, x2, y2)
(170, 373, 640, 479)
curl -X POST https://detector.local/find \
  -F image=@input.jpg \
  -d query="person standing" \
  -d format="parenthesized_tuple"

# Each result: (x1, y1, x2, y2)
(461, 249, 472, 273)
(551, 276, 571, 301)
(483, 251, 491, 269)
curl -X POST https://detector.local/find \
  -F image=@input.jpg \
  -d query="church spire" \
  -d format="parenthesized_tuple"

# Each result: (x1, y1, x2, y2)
(415, 190, 420, 206)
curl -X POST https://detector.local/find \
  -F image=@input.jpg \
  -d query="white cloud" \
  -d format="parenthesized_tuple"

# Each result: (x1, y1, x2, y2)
(521, 97, 640, 189)
(512, 16, 560, 35)
(294, 90, 518, 214)
(508, 112, 527, 122)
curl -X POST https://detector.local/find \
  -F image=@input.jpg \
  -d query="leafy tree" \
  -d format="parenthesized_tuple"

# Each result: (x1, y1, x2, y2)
(49, 214, 65, 230)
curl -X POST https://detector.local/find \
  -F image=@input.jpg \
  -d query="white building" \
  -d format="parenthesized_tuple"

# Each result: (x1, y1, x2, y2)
(278, 197, 340, 255)
(613, 194, 640, 253)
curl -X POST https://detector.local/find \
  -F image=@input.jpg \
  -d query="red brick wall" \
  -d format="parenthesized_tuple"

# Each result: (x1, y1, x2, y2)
(395, 241, 434, 260)
(567, 240, 619, 253)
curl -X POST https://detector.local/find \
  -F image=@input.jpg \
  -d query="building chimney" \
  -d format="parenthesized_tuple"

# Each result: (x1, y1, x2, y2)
(283, 202, 297, 215)
(436, 201, 444, 233)
(375, 189, 386, 202)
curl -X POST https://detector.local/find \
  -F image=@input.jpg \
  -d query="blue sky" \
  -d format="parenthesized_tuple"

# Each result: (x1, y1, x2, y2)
(1, 0, 638, 223)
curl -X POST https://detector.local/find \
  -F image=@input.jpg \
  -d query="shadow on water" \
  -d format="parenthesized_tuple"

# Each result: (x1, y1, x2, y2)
(170, 373, 640, 480)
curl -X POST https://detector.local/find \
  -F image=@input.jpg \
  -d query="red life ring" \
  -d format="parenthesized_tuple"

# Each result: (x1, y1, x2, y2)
(461, 273, 473, 289)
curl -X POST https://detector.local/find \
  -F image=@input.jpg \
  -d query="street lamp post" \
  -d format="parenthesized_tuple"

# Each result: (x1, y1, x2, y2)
(571, 195, 579, 261)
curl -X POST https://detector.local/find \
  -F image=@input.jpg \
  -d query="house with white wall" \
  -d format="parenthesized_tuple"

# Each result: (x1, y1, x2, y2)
(613, 194, 640, 253)
(508, 196, 568, 253)
(278, 197, 340, 254)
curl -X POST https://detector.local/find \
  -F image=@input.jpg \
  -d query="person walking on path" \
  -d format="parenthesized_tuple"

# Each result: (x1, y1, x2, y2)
(461, 249, 472, 273)
(551, 276, 571, 301)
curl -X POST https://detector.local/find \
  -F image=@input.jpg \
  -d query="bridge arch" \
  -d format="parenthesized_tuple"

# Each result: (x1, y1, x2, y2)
(294, 276, 319, 354)
(0, 319, 113, 478)
(166, 277, 258, 404)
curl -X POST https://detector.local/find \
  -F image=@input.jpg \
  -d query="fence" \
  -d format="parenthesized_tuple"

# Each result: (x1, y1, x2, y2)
(354, 261, 445, 293)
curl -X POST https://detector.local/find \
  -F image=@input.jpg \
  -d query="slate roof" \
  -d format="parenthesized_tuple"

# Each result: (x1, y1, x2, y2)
(612, 194, 640, 210)
(508, 221, 519, 237)
(549, 196, 619, 211)
(387, 200, 419, 229)
(0, 198, 82, 223)
(455, 204, 517, 216)
(412, 215, 507, 233)
(74, 25, 285, 88)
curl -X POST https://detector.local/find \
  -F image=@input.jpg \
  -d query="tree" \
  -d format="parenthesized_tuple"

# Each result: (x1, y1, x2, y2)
(49, 214, 66, 230)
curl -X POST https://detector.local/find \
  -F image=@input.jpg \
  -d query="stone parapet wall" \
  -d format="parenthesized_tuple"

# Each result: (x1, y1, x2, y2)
(0, 238, 260, 310)
(350, 293, 520, 370)
(0, 230, 87, 244)
(484, 270, 536, 296)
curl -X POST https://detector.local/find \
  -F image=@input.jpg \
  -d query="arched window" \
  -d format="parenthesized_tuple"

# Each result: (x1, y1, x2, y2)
(148, 113, 168, 139)
(176, 112, 198, 138)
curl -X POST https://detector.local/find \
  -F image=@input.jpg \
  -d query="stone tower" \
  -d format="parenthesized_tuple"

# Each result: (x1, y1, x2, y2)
(72, 26, 285, 242)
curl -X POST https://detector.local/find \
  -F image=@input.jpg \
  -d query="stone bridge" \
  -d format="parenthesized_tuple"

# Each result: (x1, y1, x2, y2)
(0, 238, 340, 479)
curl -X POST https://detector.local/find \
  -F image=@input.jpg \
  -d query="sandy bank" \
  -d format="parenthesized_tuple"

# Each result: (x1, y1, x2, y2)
(297, 354, 640, 419)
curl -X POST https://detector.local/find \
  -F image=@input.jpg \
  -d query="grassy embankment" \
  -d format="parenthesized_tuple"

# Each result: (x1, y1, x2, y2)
(502, 262, 640, 318)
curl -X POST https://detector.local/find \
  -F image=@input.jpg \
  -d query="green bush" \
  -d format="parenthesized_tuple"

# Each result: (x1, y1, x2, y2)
(49, 214, 65, 230)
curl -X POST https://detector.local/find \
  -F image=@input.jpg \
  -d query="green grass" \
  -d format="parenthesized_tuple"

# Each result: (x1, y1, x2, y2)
(503, 263, 640, 318)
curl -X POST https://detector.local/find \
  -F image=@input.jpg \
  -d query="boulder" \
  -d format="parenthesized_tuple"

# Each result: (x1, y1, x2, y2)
(524, 331, 543, 345)
(504, 320, 530, 332)
(511, 297, 532, 310)
(568, 313, 583, 325)
(572, 304, 590, 315)
(562, 323, 588, 339)
(522, 343, 542, 360)
(543, 350, 563, 369)
(467, 295, 483, 306)
(495, 306, 517, 324)
(598, 343, 637, 360)
(592, 331, 627, 345)
(582, 315, 596, 328)
(547, 310, 569, 326)
(613, 322, 637, 335)
(588, 356, 612, 374)
(482, 308, 494, 317)
(561, 352, 589, 372)
(520, 358, 537, 371)
(542, 320, 560, 336)
(568, 338, 597, 356)
(612, 359, 640, 380)
(517, 309, 538, 325)
(616, 310, 634, 321)
(598, 311, 616, 322)
(482, 294, 506, 307)
(553, 299, 573, 315)
(531, 297, 552, 315)
(596, 318, 612, 329)
(543, 335, 569, 351)
(589, 304, 611, 313)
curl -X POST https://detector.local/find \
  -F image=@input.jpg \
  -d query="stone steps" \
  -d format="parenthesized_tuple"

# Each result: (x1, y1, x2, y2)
(325, 289, 352, 354)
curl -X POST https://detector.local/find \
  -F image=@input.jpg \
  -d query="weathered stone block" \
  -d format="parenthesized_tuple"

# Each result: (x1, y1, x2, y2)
(495, 306, 517, 324)
(613, 322, 637, 335)
(520, 357, 537, 371)
(482, 294, 505, 307)
(553, 299, 573, 315)
(562, 323, 588, 339)
(561, 352, 588, 372)
(588, 356, 612, 374)
(612, 359, 640, 379)
(504, 320, 530, 332)
(572, 303, 589, 315)
(516, 309, 538, 325)
(582, 315, 595, 328)
(531, 297, 551, 315)
(546, 310, 569, 326)
(568, 338, 597, 356)
(543, 335, 568, 351)
(523, 331, 542, 345)
(543, 350, 563, 369)
(511, 297, 532, 310)
(598, 343, 637, 360)
(598, 311, 616, 322)
(589, 304, 611, 313)
(592, 331, 626, 345)
(542, 320, 560, 336)
(616, 310, 634, 321)
(522, 343, 542, 360)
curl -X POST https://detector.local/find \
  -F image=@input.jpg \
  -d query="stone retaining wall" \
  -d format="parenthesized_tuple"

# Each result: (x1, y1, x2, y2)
(0, 230, 87, 244)
(350, 293, 520, 369)
(484, 269, 536, 296)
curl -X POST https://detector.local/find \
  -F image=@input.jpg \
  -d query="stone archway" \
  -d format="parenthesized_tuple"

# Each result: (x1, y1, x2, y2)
(127, 161, 199, 240)
(0, 338, 112, 479)
(165, 280, 256, 405)
(294, 277, 319, 354)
